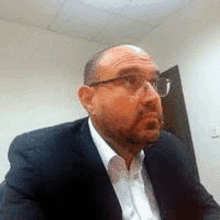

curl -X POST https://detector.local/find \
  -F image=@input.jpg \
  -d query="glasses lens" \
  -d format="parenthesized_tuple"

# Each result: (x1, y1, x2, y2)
(154, 78, 171, 97)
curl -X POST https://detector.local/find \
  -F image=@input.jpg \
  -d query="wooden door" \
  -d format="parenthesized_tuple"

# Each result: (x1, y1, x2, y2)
(161, 65, 200, 179)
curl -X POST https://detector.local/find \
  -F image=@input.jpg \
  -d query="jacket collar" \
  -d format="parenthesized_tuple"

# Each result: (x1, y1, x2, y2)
(70, 117, 122, 219)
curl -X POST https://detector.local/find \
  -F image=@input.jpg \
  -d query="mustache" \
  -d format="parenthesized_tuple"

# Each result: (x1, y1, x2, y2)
(135, 106, 164, 126)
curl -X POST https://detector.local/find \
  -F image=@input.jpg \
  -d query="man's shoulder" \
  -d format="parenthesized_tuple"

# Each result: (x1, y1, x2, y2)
(148, 130, 194, 168)
(159, 130, 177, 140)
(9, 117, 90, 156)
(157, 130, 184, 145)
(5, 117, 91, 193)
(146, 130, 188, 158)
(146, 130, 177, 149)
(16, 117, 88, 140)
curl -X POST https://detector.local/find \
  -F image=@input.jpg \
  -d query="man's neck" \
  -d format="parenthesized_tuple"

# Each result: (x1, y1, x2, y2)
(91, 119, 144, 171)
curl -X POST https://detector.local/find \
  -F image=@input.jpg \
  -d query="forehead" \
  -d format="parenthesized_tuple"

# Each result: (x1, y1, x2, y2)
(96, 46, 159, 80)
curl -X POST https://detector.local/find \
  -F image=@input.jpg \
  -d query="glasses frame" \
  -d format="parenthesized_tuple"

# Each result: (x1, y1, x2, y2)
(87, 75, 132, 87)
(87, 75, 171, 97)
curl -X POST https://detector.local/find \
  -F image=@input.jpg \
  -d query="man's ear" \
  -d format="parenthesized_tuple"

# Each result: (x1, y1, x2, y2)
(77, 86, 95, 114)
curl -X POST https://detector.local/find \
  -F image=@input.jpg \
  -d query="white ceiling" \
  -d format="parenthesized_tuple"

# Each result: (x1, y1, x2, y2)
(0, 0, 194, 45)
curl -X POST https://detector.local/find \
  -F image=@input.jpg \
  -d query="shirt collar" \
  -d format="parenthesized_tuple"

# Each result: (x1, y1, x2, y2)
(88, 117, 145, 172)
(88, 117, 117, 171)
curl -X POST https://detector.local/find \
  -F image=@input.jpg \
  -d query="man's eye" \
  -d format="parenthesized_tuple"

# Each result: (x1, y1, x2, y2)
(124, 76, 137, 85)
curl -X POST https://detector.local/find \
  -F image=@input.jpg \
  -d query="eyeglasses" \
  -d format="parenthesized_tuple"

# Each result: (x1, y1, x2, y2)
(88, 75, 171, 97)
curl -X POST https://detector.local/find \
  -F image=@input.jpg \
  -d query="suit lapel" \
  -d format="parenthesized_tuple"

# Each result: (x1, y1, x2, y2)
(74, 118, 122, 220)
(143, 131, 183, 220)
(144, 146, 168, 219)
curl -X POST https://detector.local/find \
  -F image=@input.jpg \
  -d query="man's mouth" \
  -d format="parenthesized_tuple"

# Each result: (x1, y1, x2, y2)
(145, 120, 157, 129)
(135, 111, 163, 131)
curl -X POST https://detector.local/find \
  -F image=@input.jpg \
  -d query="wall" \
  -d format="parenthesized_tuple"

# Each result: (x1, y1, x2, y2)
(138, 0, 220, 203)
(0, 19, 101, 182)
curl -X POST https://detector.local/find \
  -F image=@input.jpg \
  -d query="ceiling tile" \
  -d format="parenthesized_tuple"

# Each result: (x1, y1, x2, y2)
(203, 0, 220, 25)
(155, 7, 206, 46)
(0, 19, 6, 26)
(89, 34, 146, 46)
(90, 16, 153, 45)
(77, 0, 131, 14)
(95, 16, 153, 37)
(51, 0, 116, 39)
(0, 0, 65, 29)
(121, 0, 192, 25)
(139, 27, 180, 72)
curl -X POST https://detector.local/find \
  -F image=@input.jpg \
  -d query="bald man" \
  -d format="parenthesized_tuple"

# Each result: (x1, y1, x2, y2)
(0, 45, 219, 220)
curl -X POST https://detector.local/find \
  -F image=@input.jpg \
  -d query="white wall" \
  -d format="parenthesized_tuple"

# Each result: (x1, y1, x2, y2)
(138, 0, 220, 203)
(0, 19, 101, 182)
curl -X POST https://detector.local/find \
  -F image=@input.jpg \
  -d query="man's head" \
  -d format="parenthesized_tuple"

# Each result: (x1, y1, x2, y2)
(78, 45, 164, 147)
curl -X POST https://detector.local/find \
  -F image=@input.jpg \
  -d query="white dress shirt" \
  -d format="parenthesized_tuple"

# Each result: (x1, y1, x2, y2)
(88, 118, 161, 220)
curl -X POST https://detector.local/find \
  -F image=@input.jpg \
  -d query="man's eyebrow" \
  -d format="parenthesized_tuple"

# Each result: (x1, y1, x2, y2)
(117, 67, 142, 77)
(117, 67, 160, 78)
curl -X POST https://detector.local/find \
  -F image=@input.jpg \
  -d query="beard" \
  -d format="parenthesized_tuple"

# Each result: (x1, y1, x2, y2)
(123, 111, 164, 146)
(92, 102, 164, 148)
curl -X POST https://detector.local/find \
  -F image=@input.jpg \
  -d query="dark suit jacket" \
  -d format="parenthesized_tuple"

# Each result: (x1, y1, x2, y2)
(0, 117, 220, 220)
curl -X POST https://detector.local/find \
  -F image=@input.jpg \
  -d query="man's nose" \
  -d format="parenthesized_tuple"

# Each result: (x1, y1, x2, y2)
(143, 80, 160, 97)
(140, 80, 161, 106)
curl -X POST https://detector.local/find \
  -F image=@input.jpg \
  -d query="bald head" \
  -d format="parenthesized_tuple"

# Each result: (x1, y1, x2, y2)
(83, 45, 152, 85)
(84, 45, 119, 85)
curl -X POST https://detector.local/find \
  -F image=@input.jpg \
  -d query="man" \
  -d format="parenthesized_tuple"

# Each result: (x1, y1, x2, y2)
(0, 45, 219, 219)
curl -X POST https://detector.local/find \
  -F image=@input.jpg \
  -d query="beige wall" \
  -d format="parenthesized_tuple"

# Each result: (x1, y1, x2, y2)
(0, 19, 101, 181)
(138, 0, 220, 203)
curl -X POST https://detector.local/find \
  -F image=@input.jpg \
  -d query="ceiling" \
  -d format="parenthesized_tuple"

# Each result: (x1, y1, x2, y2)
(0, 0, 194, 45)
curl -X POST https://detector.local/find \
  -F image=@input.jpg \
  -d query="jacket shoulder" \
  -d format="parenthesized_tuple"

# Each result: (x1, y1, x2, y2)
(11, 117, 88, 148)
(8, 117, 89, 171)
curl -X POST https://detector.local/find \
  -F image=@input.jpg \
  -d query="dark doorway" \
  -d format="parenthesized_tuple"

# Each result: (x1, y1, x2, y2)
(161, 65, 199, 180)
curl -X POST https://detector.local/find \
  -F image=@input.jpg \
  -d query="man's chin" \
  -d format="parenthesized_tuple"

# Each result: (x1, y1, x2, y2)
(140, 129, 160, 143)
(126, 129, 161, 145)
